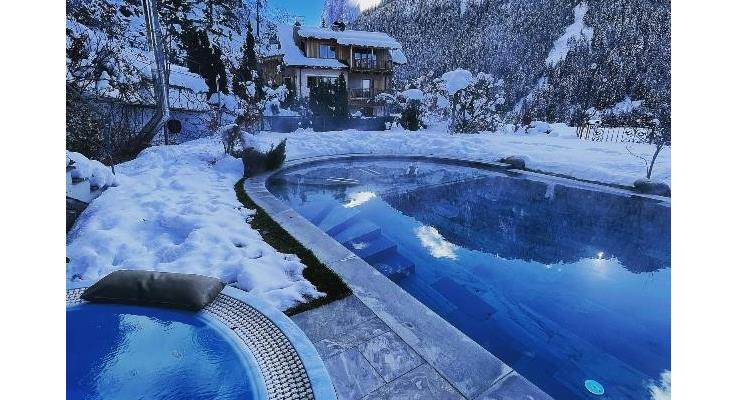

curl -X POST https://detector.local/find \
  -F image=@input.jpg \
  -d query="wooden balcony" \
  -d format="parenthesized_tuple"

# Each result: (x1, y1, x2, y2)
(350, 59, 393, 73)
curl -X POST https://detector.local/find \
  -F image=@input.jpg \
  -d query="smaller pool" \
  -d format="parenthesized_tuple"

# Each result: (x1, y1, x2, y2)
(67, 303, 265, 400)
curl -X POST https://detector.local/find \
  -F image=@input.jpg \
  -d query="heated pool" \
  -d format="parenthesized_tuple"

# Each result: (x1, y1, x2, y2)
(268, 158, 670, 399)
(67, 303, 265, 400)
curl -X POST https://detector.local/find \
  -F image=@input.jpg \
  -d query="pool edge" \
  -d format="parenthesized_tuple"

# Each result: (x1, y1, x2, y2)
(245, 154, 560, 400)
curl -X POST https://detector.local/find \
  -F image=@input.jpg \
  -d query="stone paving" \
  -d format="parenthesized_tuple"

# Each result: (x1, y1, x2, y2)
(292, 296, 465, 400)
(292, 296, 551, 400)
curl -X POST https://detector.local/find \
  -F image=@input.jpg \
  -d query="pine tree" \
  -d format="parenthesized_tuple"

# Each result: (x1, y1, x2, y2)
(335, 73, 349, 117)
(232, 22, 263, 101)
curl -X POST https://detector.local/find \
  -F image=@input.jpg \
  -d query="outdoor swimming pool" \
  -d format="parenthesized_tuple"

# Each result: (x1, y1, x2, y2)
(268, 158, 671, 399)
(67, 303, 265, 400)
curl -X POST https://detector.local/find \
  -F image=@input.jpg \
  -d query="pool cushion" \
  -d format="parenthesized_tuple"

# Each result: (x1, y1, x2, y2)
(81, 270, 225, 311)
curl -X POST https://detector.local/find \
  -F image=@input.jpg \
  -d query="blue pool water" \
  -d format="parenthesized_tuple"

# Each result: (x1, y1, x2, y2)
(268, 159, 670, 399)
(67, 303, 262, 400)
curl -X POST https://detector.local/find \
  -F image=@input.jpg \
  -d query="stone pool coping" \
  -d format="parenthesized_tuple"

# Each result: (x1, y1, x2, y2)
(66, 280, 337, 400)
(244, 154, 588, 399)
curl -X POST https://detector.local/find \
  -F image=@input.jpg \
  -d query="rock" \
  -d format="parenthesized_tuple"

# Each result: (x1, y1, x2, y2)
(500, 155, 526, 169)
(633, 179, 671, 196)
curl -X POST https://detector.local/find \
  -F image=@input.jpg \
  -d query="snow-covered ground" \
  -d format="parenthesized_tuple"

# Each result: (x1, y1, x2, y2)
(251, 124, 671, 186)
(66, 137, 321, 311)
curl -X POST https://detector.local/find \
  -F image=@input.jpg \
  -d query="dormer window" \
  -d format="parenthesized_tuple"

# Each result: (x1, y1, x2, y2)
(319, 44, 337, 59)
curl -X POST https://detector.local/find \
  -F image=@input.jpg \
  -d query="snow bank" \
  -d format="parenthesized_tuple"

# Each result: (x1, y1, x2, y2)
(251, 126, 671, 186)
(546, 2, 593, 67)
(67, 137, 322, 310)
(67, 151, 118, 188)
(441, 69, 474, 95)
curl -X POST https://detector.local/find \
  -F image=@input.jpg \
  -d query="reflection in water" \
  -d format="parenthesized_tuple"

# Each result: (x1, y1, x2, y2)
(385, 175, 670, 273)
(344, 191, 376, 208)
(415, 225, 458, 259)
(268, 159, 670, 400)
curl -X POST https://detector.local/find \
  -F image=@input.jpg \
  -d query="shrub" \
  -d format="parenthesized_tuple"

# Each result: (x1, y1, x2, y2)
(399, 100, 422, 131)
(241, 139, 287, 177)
(66, 88, 103, 159)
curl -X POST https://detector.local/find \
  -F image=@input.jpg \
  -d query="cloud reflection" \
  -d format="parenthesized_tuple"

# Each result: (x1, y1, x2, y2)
(344, 192, 376, 208)
(415, 225, 458, 259)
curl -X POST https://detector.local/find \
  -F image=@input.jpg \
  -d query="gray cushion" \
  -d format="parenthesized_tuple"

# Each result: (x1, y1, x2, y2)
(81, 270, 225, 311)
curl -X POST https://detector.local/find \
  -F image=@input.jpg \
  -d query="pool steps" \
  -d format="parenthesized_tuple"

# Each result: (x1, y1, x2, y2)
(297, 203, 416, 281)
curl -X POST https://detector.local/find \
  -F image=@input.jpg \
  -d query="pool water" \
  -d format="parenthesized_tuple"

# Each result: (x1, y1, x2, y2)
(268, 159, 670, 400)
(67, 303, 262, 400)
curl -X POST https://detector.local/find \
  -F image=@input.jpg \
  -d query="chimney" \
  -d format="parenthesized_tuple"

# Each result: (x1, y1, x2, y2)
(293, 20, 301, 45)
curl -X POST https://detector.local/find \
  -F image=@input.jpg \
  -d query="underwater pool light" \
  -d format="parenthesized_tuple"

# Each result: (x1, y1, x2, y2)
(584, 379, 605, 395)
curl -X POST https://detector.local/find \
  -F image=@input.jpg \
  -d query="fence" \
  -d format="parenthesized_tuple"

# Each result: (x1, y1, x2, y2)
(262, 115, 393, 133)
(576, 125, 656, 144)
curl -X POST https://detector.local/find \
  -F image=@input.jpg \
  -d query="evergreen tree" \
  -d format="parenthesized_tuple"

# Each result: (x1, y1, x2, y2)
(181, 27, 228, 95)
(335, 73, 349, 117)
(232, 22, 262, 101)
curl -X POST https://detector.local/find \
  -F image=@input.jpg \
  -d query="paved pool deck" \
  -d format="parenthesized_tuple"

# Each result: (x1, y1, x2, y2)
(245, 155, 555, 400)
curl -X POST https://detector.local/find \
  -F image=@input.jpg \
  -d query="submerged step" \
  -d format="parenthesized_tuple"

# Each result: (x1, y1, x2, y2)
(372, 252, 416, 281)
(296, 202, 333, 225)
(345, 235, 397, 262)
(320, 207, 362, 235)
(332, 219, 382, 244)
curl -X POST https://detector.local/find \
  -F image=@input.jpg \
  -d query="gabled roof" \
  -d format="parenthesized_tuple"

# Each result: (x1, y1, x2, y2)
(266, 24, 407, 68)
(297, 26, 402, 49)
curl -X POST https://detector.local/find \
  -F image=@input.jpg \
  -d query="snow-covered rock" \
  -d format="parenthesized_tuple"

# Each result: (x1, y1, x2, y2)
(66, 137, 322, 311)
(500, 155, 527, 169)
(633, 179, 671, 196)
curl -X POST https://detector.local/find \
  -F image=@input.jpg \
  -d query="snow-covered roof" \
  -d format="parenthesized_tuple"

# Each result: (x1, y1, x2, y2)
(297, 26, 401, 49)
(269, 24, 407, 67)
(169, 65, 209, 93)
(274, 25, 347, 69)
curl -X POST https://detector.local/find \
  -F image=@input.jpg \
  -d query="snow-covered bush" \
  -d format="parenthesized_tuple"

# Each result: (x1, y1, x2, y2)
(218, 124, 241, 155)
(442, 70, 506, 133)
(398, 89, 425, 131)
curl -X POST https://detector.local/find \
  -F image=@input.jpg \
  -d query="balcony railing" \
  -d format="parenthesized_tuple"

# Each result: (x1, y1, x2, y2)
(350, 88, 388, 99)
(351, 59, 392, 71)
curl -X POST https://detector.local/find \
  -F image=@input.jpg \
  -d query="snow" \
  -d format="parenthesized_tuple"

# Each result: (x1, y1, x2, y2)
(647, 370, 671, 400)
(390, 48, 408, 64)
(545, 2, 594, 67)
(67, 151, 118, 188)
(251, 126, 671, 186)
(298, 26, 402, 49)
(274, 25, 347, 69)
(66, 137, 322, 311)
(169, 65, 209, 93)
(400, 88, 424, 101)
(610, 96, 644, 115)
(441, 69, 474, 95)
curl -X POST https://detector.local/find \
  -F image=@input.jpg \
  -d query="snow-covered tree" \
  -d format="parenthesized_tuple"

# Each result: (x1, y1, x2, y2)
(321, 0, 360, 25)
(441, 70, 506, 133)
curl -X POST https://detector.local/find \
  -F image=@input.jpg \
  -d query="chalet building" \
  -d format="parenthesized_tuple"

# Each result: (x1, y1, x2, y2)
(262, 22, 407, 116)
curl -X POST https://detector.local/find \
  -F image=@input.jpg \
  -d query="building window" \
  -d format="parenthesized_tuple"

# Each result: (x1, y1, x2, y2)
(307, 76, 337, 88)
(319, 44, 336, 59)
(353, 49, 377, 69)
